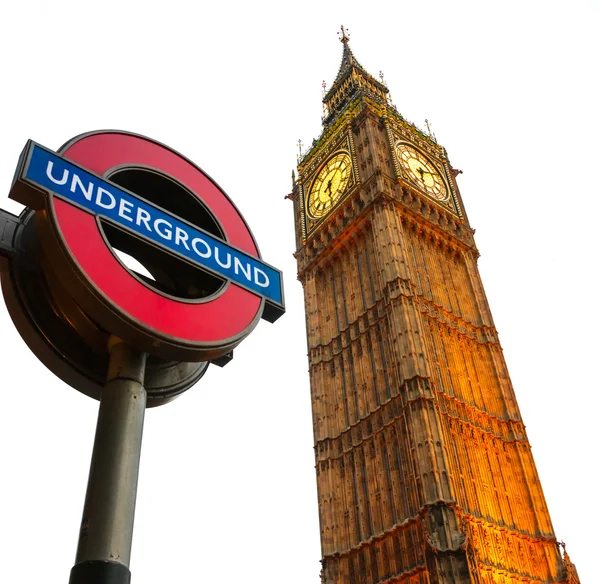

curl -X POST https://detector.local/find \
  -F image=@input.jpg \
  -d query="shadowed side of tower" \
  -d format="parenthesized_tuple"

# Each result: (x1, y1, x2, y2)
(290, 30, 580, 584)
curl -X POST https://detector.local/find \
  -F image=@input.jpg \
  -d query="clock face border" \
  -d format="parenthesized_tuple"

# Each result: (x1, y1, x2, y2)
(395, 142, 449, 202)
(298, 129, 359, 241)
(304, 150, 354, 225)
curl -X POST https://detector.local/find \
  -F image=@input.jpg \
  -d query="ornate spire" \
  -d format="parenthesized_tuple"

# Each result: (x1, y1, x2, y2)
(339, 24, 349, 44)
(322, 27, 389, 126)
(330, 25, 368, 86)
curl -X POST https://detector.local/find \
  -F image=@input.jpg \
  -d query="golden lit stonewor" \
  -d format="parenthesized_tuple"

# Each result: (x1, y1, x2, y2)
(289, 30, 580, 584)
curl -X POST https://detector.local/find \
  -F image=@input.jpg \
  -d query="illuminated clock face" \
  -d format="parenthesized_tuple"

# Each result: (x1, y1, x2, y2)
(395, 143, 448, 201)
(307, 152, 352, 219)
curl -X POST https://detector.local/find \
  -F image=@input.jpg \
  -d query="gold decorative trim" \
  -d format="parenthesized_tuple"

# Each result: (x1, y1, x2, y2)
(303, 135, 357, 237)
(298, 181, 307, 243)
(383, 114, 402, 181)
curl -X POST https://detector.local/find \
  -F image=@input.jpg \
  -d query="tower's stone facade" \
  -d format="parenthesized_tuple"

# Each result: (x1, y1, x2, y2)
(290, 33, 579, 584)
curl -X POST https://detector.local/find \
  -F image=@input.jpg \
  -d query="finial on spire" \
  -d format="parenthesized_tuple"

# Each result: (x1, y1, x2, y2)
(424, 119, 438, 143)
(339, 25, 350, 44)
(296, 139, 304, 164)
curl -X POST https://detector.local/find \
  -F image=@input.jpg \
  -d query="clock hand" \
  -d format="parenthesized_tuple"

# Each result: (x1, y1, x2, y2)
(416, 167, 438, 178)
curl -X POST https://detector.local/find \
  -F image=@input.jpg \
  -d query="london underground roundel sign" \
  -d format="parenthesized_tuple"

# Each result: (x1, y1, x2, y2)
(9, 131, 284, 362)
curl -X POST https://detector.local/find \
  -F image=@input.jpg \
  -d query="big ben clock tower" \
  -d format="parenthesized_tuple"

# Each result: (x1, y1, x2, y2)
(290, 29, 580, 584)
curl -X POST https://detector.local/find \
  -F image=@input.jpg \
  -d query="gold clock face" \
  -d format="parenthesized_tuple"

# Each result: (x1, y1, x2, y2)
(395, 143, 448, 201)
(307, 152, 352, 218)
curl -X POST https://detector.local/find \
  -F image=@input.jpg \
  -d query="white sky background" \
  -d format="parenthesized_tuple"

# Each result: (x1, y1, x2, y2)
(0, 1, 598, 582)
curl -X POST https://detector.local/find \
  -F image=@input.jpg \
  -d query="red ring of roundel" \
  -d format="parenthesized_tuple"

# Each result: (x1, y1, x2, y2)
(54, 132, 261, 344)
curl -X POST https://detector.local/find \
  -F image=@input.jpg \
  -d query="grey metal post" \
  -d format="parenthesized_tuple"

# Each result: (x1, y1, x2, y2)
(69, 337, 148, 584)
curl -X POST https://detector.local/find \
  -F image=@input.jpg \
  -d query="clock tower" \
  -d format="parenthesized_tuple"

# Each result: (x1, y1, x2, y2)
(290, 30, 579, 584)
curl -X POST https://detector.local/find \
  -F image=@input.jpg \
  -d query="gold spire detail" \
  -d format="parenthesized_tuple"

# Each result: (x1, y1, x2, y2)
(323, 29, 388, 126)
(339, 24, 350, 44)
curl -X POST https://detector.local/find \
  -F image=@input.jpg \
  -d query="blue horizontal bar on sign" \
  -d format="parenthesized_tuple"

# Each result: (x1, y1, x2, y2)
(22, 143, 283, 308)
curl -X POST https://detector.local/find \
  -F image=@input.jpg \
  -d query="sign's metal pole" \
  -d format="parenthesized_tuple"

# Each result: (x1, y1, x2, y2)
(69, 337, 148, 584)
